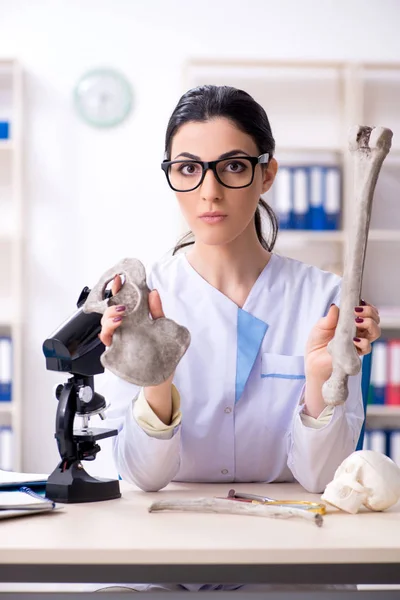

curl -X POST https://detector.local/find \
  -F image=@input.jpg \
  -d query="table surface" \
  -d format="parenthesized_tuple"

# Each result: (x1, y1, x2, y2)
(1, 480, 399, 567)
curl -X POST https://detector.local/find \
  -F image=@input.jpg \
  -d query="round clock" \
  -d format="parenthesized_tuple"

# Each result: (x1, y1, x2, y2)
(74, 68, 133, 128)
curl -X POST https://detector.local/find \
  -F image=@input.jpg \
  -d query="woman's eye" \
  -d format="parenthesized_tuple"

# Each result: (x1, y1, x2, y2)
(225, 161, 246, 172)
(180, 163, 200, 176)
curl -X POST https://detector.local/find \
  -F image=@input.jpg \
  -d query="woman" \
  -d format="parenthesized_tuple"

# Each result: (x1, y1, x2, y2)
(96, 85, 380, 593)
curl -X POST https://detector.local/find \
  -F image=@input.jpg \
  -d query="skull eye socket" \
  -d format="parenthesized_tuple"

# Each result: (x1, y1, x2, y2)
(339, 485, 352, 499)
(345, 463, 356, 473)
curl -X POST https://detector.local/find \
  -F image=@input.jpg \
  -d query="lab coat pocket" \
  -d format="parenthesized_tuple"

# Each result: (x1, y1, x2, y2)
(261, 353, 305, 433)
(261, 353, 305, 380)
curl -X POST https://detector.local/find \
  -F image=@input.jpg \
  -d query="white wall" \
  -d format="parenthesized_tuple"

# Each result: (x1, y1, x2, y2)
(0, 0, 399, 472)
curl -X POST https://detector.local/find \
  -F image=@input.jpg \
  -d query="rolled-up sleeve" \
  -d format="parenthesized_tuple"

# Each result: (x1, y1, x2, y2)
(287, 370, 364, 493)
(95, 370, 182, 492)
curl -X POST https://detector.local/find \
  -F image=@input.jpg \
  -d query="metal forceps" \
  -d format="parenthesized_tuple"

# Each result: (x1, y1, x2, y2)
(227, 489, 326, 515)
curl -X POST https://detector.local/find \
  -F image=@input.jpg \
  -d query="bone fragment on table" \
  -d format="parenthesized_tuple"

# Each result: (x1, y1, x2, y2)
(322, 126, 393, 406)
(149, 497, 323, 527)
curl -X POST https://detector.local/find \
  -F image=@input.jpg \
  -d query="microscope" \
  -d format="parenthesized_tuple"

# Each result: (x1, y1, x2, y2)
(42, 286, 121, 503)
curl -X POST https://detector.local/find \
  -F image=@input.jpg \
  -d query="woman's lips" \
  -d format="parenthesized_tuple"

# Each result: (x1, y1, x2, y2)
(199, 215, 227, 224)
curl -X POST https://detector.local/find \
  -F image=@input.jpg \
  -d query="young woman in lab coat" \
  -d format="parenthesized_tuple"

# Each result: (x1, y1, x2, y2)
(95, 84, 381, 593)
(99, 85, 380, 497)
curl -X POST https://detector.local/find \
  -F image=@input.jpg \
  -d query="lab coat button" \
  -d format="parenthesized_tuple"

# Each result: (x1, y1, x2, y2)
(224, 407, 232, 414)
(221, 469, 229, 475)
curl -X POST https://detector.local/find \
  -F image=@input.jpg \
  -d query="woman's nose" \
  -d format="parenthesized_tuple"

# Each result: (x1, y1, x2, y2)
(200, 167, 223, 201)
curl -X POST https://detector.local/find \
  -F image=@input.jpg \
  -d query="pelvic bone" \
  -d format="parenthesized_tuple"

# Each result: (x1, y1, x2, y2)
(83, 258, 191, 386)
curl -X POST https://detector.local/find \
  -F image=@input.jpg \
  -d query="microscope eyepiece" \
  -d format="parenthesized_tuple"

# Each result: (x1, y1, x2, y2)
(43, 287, 106, 376)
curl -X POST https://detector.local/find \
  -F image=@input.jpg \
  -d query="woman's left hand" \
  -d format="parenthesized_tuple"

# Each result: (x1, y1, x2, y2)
(305, 301, 381, 381)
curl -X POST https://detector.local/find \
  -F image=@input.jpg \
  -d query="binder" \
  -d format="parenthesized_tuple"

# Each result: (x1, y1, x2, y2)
(273, 166, 292, 229)
(369, 341, 387, 405)
(309, 166, 326, 230)
(324, 167, 341, 230)
(367, 430, 386, 454)
(387, 339, 400, 405)
(391, 431, 400, 466)
(0, 426, 13, 471)
(0, 121, 9, 139)
(0, 337, 12, 402)
(292, 167, 309, 229)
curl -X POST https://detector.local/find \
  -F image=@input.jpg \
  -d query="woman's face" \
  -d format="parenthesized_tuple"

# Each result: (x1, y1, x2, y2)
(169, 117, 277, 248)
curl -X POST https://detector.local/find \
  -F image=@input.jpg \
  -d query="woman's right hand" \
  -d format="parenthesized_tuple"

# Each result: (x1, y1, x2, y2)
(99, 274, 175, 425)
(99, 274, 166, 346)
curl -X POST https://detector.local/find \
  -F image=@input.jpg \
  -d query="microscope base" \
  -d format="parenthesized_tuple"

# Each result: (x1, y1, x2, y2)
(46, 461, 121, 503)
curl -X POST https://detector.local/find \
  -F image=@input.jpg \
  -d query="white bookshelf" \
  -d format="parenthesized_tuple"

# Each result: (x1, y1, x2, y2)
(366, 406, 400, 431)
(0, 59, 23, 470)
(185, 58, 400, 430)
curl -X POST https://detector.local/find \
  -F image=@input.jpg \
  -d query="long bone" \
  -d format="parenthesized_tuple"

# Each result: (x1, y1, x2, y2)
(149, 497, 323, 527)
(322, 126, 392, 406)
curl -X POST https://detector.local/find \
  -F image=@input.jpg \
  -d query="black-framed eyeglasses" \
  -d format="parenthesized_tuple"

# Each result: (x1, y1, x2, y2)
(161, 153, 270, 192)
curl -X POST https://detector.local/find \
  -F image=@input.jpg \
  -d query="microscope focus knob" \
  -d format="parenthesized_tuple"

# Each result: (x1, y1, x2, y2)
(53, 384, 64, 400)
(78, 386, 94, 404)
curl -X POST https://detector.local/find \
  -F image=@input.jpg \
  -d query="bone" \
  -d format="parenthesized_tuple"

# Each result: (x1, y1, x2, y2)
(322, 126, 392, 406)
(83, 258, 191, 387)
(149, 497, 323, 527)
(321, 450, 400, 514)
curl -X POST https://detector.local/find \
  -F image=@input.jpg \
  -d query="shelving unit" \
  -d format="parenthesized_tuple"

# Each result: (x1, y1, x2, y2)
(184, 58, 400, 437)
(366, 405, 400, 431)
(0, 59, 23, 470)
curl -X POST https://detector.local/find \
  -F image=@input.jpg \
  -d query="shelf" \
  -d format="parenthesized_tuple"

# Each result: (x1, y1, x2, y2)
(366, 405, 400, 430)
(0, 140, 13, 151)
(277, 230, 344, 244)
(0, 227, 15, 241)
(377, 307, 400, 329)
(275, 229, 400, 244)
(368, 229, 400, 242)
(0, 300, 14, 327)
(276, 147, 342, 156)
(379, 317, 400, 330)
(0, 403, 13, 428)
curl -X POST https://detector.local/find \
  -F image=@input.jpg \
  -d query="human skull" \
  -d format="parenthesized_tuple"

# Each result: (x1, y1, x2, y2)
(321, 450, 400, 514)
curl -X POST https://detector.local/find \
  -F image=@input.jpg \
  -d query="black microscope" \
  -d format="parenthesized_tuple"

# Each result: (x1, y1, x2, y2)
(42, 287, 121, 503)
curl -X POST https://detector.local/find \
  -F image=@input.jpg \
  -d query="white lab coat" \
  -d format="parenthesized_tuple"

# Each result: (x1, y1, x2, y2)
(96, 251, 364, 494)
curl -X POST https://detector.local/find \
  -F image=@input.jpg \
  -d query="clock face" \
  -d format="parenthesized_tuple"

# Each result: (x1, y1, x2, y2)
(74, 68, 133, 127)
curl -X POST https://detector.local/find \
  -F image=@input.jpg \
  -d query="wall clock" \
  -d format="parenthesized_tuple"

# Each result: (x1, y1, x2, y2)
(74, 68, 133, 128)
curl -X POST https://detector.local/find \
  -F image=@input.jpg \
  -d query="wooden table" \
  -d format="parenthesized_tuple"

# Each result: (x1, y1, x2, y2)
(0, 481, 399, 591)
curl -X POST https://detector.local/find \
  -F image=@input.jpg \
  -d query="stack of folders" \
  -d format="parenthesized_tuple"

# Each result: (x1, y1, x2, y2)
(368, 339, 400, 406)
(272, 164, 341, 230)
(363, 431, 400, 467)
(0, 337, 13, 471)
(0, 336, 12, 402)
(364, 339, 400, 467)
(0, 426, 12, 471)
(0, 470, 61, 520)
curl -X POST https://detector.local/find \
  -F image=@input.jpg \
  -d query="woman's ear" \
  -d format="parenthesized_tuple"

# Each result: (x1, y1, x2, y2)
(261, 158, 278, 194)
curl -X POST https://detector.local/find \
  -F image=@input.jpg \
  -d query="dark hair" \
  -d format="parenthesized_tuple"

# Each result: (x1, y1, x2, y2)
(164, 85, 279, 255)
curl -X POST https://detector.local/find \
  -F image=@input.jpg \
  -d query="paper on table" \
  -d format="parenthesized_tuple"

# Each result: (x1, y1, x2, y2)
(0, 489, 54, 510)
(0, 487, 63, 520)
(0, 469, 48, 489)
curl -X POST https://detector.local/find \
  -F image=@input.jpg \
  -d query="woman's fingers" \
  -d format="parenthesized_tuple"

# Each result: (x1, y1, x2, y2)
(353, 335, 372, 356)
(99, 305, 126, 346)
(99, 288, 165, 346)
(111, 274, 122, 296)
(354, 316, 381, 344)
(355, 302, 380, 325)
(149, 290, 165, 320)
